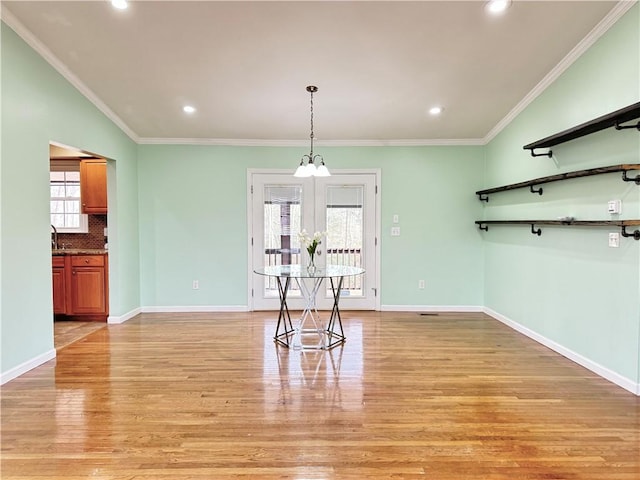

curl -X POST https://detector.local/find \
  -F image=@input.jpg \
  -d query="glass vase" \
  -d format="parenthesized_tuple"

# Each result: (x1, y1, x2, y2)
(307, 252, 316, 273)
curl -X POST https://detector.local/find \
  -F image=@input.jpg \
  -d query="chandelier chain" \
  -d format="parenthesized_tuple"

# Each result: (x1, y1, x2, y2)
(294, 85, 329, 177)
(309, 89, 314, 156)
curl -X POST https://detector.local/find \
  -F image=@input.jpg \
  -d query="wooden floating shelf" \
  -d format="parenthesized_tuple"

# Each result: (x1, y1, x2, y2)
(475, 219, 640, 240)
(476, 164, 640, 201)
(523, 102, 640, 157)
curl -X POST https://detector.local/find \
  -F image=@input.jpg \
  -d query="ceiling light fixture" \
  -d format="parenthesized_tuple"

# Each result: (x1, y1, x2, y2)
(429, 106, 444, 115)
(183, 105, 196, 114)
(485, 0, 511, 15)
(111, 0, 128, 10)
(294, 86, 330, 178)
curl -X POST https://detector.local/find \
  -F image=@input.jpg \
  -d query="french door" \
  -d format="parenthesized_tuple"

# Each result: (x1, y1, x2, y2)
(249, 171, 379, 311)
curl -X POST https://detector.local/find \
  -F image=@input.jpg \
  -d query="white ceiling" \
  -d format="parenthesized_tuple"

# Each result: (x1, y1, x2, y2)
(1, 1, 628, 144)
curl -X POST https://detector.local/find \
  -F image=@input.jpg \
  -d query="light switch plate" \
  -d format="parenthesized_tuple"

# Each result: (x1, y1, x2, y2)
(393, 214, 399, 224)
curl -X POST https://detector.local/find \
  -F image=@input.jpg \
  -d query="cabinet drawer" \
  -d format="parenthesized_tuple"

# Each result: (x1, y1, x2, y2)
(52, 256, 65, 267)
(71, 255, 105, 267)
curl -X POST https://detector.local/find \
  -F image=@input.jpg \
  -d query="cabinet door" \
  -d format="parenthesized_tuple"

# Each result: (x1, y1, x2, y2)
(52, 267, 67, 314)
(69, 266, 107, 315)
(80, 159, 107, 214)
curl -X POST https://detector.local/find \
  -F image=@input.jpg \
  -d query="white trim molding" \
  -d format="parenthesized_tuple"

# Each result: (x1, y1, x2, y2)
(108, 307, 142, 325)
(141, 305, 250, 313)
(138, 137, 485, 147)
(1, 349, 56, 385)
(484, 307, 640, 396)
(381, 305, 484, 313)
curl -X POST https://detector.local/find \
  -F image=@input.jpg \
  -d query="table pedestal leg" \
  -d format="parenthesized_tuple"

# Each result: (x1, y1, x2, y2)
(326, 276, 346, 349)
(273, 276, 295, 347)
(292, 276, 325, 350)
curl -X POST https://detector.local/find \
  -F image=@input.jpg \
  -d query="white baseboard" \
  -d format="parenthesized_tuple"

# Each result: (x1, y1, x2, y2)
(484, 307, 640, 396)
(141, 305, 250, 313)
(381, 305, 483, 313)
(108, 307, 141, 324)
(1, 348, 56, 385)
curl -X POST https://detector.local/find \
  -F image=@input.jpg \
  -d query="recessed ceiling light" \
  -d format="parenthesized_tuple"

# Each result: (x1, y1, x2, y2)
(111, 0, 128, 10)
(429, 106, 443, 116)
(183, 105, 196, 114)
(486, 0, 511, 15)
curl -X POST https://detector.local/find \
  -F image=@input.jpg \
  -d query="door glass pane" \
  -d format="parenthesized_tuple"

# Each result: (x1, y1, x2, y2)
(263, 185, 302, 298)
(325, 185, 364, 297)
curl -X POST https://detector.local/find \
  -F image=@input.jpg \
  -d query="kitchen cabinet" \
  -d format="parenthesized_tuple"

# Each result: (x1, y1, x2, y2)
(80, 159, 107, 214)
(52, 256, 66, 314)
(52, 253, 108, 319)
(68, 255, 108, 315)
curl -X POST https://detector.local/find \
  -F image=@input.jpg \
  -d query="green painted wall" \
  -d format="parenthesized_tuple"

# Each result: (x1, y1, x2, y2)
(2, 4, 639, 393)
(1, 23, 141, 375)
(137, 145, 485, 308)
(483, 5, 640, 384)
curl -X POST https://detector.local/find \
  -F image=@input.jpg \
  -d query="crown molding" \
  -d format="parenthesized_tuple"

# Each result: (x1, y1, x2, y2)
(137, 137, 485, 147)
(483, 0, 638, 144)
(2, 6, 481, 149)
(2, 1, 634, 149)
(1, 8, 140, 142)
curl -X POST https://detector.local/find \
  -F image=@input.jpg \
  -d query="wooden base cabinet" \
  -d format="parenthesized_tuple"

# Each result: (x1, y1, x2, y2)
(52, 256, 67, 314)
(53, 254, 108, 319)
(69, 255, 107, 315)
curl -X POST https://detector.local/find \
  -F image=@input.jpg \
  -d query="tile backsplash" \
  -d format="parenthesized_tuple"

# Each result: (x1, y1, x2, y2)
(56, 215, 107, 250)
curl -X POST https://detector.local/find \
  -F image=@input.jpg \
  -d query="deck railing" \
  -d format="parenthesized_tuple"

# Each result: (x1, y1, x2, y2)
(262, 247, 362, 296)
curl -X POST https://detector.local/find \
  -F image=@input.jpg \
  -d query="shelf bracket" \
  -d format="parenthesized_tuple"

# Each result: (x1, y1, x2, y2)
(478, 223, 488, 232)
(478, 193, 489, 202)
(614, 120, 640, 131)
(530, 224, 542, 236)
(622, 171, 640, 185)
(621, 226, 640, 240)
(529, 185, 543, 195)
(528, 148, 553, 158)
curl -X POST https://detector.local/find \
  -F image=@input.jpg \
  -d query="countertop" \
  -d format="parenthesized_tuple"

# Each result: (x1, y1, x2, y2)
(52, 249, 108, 256)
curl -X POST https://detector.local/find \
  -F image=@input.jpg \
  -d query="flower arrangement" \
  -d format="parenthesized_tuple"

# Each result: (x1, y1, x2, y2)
(298, 229, 326, 269)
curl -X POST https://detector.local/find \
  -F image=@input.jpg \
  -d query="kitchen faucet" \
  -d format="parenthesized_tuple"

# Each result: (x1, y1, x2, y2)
(51, 224, 58, 249)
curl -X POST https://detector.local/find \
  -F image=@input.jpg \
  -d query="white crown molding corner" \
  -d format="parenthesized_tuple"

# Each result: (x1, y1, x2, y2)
(483, 0, 638, 144)
(107, 307, 142, 325)
(483, 307, 640, 396)
(1, 8, 140, 143)
(1, 349, 56, 385)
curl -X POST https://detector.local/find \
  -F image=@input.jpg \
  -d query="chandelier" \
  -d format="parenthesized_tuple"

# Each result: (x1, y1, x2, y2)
(294, 86, 330, 177)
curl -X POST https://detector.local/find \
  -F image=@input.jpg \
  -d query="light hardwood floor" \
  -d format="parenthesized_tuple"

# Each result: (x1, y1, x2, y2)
(2, 311, 639, 479)
(53, 320, 106, 351)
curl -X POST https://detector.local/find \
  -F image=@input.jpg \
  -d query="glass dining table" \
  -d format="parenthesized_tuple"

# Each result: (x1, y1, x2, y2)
(253, 264, 365, 350)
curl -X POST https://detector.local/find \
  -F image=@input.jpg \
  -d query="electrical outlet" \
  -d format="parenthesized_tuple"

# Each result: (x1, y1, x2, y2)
(391, 227, 401, 236)
(418, 280, 425, 289)
(607, 200, 621, 214)
(192, 280, 199, 289)
(608, 233, 619, 248)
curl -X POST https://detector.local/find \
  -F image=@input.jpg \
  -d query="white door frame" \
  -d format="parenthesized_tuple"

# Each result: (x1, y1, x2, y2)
(247, 168, 381, 311)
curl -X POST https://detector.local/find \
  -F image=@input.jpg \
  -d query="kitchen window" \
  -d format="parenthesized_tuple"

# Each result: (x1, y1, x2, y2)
(50, 163, 88, 233)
